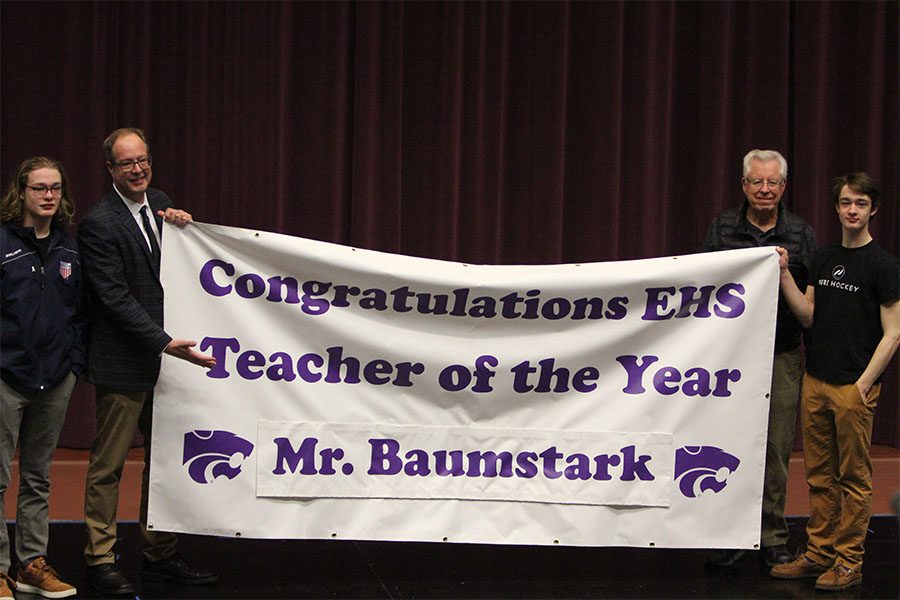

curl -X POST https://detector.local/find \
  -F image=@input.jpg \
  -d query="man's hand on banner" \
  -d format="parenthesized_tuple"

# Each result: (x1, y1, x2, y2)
(165, 339, 217, 368)
(158, 207, 193, 227)
(775, 246, 789, 272)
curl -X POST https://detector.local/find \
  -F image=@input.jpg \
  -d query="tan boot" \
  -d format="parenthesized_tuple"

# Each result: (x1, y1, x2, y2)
(0, 573, 15, 599)
(815, 562, 862, 591)
(16, 556, 76, 598)
(769, 554, 830, 579)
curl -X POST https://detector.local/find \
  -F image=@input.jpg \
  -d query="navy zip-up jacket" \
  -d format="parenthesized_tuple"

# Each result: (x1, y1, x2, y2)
(1, 222, 85, 391)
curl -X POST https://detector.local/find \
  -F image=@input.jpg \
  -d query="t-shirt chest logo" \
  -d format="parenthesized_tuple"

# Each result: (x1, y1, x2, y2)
(832, 265, 845, 280)
(819, 264, 858, 293)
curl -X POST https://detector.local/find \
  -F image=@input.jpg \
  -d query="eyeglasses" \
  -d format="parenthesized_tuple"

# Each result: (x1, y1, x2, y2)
(743, 178, 784, 189)
(111, 156, 153, 171)
(25, 184, 63, 196)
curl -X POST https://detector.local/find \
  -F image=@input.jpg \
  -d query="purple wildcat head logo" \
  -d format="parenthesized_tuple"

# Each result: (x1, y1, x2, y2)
(674, 446, 740, 498)
(183, 430, 254, 484)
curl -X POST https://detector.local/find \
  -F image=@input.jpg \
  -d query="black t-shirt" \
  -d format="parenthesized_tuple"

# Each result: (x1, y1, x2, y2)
(34, 234, 52, 263)
(805, 241, 900, 385)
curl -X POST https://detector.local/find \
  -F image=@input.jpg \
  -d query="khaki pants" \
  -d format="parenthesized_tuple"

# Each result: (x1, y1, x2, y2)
(83, 387, 177, 565)
(800, 373, 879, 569)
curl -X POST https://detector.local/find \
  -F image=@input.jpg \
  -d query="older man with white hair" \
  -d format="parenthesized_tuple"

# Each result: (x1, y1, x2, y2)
(702, 149, 817, 567)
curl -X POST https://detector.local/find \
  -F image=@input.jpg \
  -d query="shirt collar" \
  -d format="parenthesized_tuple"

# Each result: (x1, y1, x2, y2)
(112, 184, 149, 217)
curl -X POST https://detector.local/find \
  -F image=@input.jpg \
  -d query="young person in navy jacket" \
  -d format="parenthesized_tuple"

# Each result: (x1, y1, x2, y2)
(0, 156, 83, 598)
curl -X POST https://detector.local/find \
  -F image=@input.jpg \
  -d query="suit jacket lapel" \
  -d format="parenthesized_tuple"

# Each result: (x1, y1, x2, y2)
(108, 190, 159, 276)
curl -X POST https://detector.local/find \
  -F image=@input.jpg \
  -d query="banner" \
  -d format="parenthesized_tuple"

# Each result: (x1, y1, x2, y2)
(150, 222, 778, 548)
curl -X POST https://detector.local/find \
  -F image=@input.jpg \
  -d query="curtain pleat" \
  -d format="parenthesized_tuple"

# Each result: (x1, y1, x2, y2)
(1, 1, 896, 448)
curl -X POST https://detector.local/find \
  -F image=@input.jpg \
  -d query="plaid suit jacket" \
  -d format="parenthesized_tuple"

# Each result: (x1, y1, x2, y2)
(78, 187, 174, 390)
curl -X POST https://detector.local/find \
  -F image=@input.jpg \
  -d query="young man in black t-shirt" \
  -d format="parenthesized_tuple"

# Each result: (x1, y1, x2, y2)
(771, 173, 900, 591)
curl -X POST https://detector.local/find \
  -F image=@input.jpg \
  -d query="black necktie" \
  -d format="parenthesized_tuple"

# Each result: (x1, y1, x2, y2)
(140, 206, 161, 267)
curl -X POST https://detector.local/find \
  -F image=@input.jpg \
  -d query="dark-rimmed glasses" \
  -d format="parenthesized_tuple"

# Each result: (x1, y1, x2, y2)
(25, 184, 63, 196)
(111, 156, 153, 171)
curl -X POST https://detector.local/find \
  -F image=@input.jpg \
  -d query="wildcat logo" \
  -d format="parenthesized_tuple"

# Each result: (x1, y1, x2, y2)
(674, 446, 740, 498)
(183, 430, 254, 484)
(832, 265, 845, 280)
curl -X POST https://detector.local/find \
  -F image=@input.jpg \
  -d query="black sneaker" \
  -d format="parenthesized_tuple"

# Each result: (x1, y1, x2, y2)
(142, 554, 218, 585)
(761, 544, 794, 567)
(705, 549, 746, 567)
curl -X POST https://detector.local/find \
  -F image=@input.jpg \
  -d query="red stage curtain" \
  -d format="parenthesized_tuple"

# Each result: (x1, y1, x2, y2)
(1, 1, 896, 447)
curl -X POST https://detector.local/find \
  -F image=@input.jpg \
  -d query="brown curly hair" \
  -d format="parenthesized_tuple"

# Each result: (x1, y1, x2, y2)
(0, 156, 76, 227)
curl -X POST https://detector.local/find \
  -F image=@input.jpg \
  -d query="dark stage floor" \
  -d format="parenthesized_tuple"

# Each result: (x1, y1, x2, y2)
(9, 517, 899, 599)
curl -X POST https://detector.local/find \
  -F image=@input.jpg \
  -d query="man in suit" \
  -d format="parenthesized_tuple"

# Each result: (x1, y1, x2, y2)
(78, 128, 217, 595)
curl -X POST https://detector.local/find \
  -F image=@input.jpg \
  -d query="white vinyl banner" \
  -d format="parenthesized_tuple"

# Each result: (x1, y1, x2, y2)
(150, 222, 779, 549)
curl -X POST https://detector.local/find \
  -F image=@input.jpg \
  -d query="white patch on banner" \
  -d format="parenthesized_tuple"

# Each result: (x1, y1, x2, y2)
(256, 422, 672, 506)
